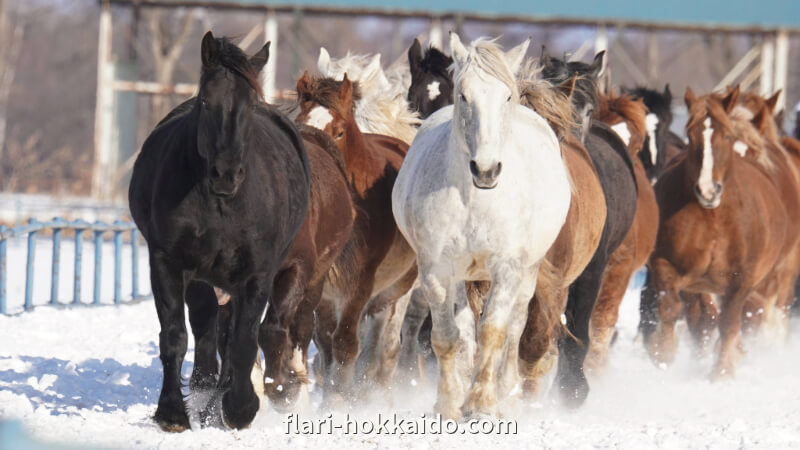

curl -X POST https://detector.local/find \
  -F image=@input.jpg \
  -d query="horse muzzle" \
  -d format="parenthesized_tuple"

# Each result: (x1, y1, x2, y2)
(470, 160, 502, 190)
(694, 182, 723, 209)
(209, 165, 245, 198)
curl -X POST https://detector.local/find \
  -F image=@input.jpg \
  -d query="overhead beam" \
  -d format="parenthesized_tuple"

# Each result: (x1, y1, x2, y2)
(713, 45, 760, 91)
(104, 1, 800, 35)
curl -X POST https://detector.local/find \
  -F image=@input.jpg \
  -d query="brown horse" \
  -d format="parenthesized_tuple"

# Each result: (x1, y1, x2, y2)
(514, 74, 607, 399)
(586, 90, 659, 372)
(294, 72, 417, 403)
(254, 125, 357, 411)
(646, 86, 787, 380)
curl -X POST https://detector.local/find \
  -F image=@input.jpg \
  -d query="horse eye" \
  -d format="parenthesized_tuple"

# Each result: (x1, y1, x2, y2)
(336, 132, 344, 139)
(460, 93, 467, 103)
(506, 95, 512, 102)
(200, 99, 208, 108)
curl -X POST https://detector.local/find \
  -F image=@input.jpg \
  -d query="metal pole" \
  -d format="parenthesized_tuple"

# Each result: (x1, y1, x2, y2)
(113, 224, 122, 304)
(50, 218, 62, 305)
(0, 226, 6, 315)
(94, 228, 103, 305)
(74, 228, 84, 304)
(262, 9, 277, 102)
(24, 219, 37, 311)
(92, 0, 114, 200)
(131, 228, 139, 299)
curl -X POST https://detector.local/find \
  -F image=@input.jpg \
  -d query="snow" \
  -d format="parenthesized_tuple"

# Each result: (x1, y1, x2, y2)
(1, 269, 800, 448)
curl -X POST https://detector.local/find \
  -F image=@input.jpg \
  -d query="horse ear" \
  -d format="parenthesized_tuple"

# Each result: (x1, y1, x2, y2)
(318, 47, 331, 75)
(766, 90, 782, 113)
(752, 105, 771, 131)
(589, 50, 606, 78)
(409, 38, 423, 72)
(249, 41, 270, 74)
(557, 75, 578, 99)
(540, 45, 552, 67)
(449, 32, 468, 66)
(296, 70, 311, 94)
(506, 38, 531, 76)
(663, 83, 672, 102)
(722, 85, 740, 113)
(363, 53, 383, 82)
(201, 31, 220, 69)
(684, 86, 697, 109)
(340, 73, 354, 105)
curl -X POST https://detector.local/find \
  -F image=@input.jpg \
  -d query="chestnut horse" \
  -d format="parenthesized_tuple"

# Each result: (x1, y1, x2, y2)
(294, 72, 417, 403)
(646, 87, 787, 380)
(586, 90, 659, 372)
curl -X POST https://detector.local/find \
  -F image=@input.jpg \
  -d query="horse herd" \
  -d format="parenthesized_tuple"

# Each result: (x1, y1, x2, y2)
(128, 30, 800, 432)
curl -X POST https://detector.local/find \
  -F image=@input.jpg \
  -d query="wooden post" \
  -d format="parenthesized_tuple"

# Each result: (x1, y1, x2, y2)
(760, 33, 775, 97)
(263, 9, 277, 102)
(93, 0, 113, 201)
(647, 30, 659, 85)
(774, 29, 789, 112)
(430, 17, 442, 49)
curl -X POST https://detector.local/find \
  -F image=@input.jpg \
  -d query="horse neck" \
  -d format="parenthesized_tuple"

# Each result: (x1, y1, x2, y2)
(177, 109, 206, 180)
(340, 117, 384, 191)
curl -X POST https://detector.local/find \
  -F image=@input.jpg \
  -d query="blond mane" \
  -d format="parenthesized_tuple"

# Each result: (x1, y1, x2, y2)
(516, 58, 579, 139)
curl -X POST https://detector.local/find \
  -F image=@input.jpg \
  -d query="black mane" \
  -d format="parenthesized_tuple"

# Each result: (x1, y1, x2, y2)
(420, 47, 454, 79)
(204, 36, 265, 99)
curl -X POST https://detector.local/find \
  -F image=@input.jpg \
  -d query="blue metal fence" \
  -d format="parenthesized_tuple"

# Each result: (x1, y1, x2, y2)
(0, 218, 150, 315)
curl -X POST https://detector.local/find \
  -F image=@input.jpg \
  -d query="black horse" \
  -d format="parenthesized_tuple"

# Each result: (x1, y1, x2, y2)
(625, 85, 686, 181)
(538, 50, 638, 407)
(128, 32, 310, 431)
(407, 38, 454, 119)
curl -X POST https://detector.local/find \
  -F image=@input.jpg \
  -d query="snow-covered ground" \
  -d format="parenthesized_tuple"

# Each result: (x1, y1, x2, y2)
(1, 271, 800, 448)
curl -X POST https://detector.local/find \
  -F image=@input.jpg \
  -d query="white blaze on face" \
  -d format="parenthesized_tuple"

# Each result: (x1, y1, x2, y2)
(427, 81, 441, 101)
(305, 105, 333, 130)
(645, 113, 659, 165)
(698, 117, 716, 200)
(733, 140, 748, 157)
(611, 122, 632, 147)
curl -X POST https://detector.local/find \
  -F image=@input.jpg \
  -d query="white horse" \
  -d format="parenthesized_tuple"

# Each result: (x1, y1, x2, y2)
(317, 47, 420, 144)
(392, 34, 572, 419)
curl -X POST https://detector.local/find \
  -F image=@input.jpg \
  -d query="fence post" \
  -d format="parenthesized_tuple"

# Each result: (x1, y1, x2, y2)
(73, 225, 85, 305)
(131, 227, 139, 299)
(24, 218, 38, 311)
(113, 221, 122, 304)
(0, 226, 6, 315)
(93, 224, 103, 305)
(50, 217, 63, 305)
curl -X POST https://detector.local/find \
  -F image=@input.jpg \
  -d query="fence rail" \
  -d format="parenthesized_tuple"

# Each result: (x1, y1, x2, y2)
(0, 218, 150, 315)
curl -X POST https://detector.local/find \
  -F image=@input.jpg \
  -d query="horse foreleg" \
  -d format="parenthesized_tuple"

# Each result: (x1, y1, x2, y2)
(220, 277, 273, 430)
(463, 263, 532, 417)
(684, 293, 718, 357)
(186, 281, 219, 392)
(587, 258, 636, 374)
(646, 258, 683, 367)
(518, 290, 561, 400)
(149, 250, 190, 432)
(396, 287, 430, 387)
(711, 286, 751, 381)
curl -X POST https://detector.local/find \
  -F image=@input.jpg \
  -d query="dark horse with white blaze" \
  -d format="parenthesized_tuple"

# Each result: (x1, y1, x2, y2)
(129, 32, 311, 431)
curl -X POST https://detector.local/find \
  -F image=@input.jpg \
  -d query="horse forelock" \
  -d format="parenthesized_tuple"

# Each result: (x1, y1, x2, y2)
(596, 92, 648, 143)
(454, 38, 519, 100)
(627, 86, 673, 123)
(203, 37, 265, 100)
(298, 76, 363, 119)
(420, 46, 454, 80)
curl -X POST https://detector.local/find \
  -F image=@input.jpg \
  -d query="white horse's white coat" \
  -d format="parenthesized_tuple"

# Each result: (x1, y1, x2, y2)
(392, 35, 571, 418)
(645, 113, 659, 165)
(698, 117, 716, 200)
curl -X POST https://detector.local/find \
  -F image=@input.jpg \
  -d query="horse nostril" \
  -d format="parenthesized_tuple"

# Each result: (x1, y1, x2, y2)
(714, 182, 723, 194)
(494, 162, 503, 177)
(236, 166, 245, 179)
(211, 166, 222, 179)
(469, 160, 479, 177)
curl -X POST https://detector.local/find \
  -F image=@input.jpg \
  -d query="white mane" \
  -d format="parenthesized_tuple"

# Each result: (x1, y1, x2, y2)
(318, 47, 420, 144)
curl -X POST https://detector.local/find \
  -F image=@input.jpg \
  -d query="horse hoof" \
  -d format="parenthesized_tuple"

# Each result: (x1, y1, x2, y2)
(709, 366, 735, 382)
(154, 404, 190, 432)
(558, 379, 589, 410)
(221, 391, 259, 430)
(434, 401, 463, 422)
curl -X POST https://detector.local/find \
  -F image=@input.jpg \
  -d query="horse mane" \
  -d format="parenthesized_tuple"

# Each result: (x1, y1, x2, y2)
(298, 75, 363, 119)
(454, 37, 519, 100)
(537, 55, 599, 112)
(517, 59, 579, 139)
(594, 90, 648, 144)
(204, 36, 265, 100)
(318, 50, 421, 143)
(625, 86, 673, 122)
(739, 91, 783, 144)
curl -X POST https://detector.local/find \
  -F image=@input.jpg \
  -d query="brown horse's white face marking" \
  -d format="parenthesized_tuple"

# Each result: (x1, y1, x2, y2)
(305, 105, 333, 130)
(610, 122, 632, 147)
(697, 117, 717, 203)
(427, 81, 441, 100)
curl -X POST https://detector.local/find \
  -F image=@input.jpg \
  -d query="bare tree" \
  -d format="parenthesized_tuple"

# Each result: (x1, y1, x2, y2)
(146, 8, 196, 124)
(0, 0, 25, 162)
